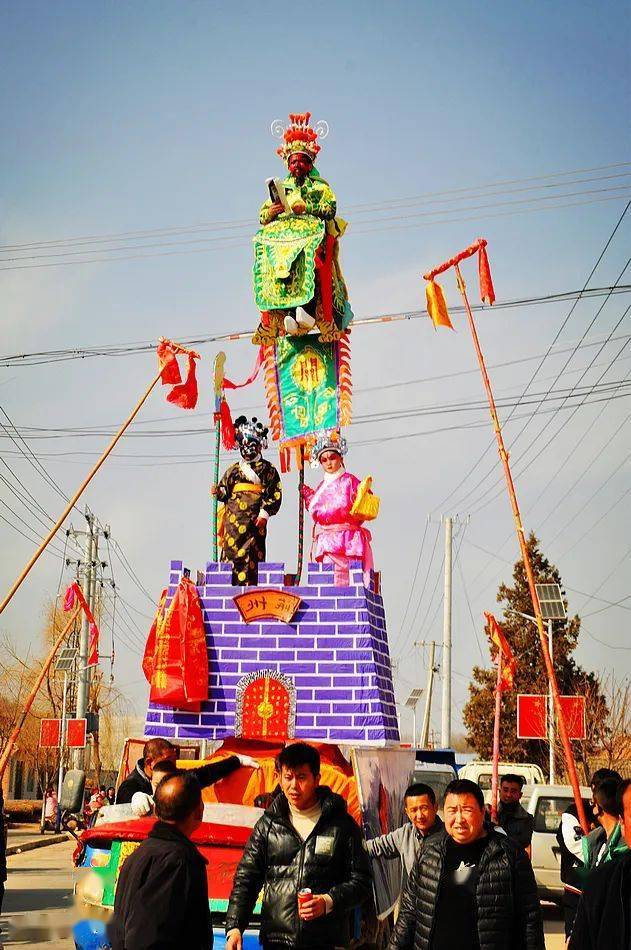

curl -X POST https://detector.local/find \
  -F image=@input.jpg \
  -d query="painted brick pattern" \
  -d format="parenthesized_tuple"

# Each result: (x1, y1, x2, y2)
(144, 560, 400, 746)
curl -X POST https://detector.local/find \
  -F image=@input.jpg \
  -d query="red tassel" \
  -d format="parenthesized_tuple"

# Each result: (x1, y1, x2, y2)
(166, 354, 198, 409)
(220, 397, 236, 449)
(478, 245, 496, 305)
(157, 339, 182, 385)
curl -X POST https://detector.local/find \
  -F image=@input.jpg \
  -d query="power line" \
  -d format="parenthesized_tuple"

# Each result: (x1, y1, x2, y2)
(3, 162, 628, 252)
(1, 190, 628, 272)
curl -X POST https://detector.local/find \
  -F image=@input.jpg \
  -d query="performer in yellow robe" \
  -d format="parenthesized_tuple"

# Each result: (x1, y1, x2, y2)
(212, 416, 282, 585)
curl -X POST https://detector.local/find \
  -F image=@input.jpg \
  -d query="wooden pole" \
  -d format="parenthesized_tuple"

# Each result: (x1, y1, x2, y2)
(0, 372, 162, 617)
(490, 657, 503, 822)
(453, 262, 589, 833)
(211, 353, 226, 562)
(296, 455, 306, 583)
(0, 606, 81, 780)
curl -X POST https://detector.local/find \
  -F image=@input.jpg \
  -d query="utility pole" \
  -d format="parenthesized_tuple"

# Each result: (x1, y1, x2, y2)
(419, 641, 438, 748)
(441, 516, 453, 748)
(72, 508, 101, 770)
(548, 620, 555, 784)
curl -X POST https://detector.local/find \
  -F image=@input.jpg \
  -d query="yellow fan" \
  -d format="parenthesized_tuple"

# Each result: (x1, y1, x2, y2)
(350, 476, 380, 522)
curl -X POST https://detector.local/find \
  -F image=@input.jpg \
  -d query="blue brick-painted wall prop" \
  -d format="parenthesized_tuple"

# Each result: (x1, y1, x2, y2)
(144, 560, 400, 746)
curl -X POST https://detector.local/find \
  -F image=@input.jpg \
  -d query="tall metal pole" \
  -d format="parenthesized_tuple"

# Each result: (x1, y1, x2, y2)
(412, 706, 417, 749)
(211, 352, 226, 562)
(441, 517, 453, 748)
(548, 619, 555, 784)
(452, 261, 588, 833)
(420, 641, 436, 748)
(75, 511, 94, 769)
(55, 671, 68, 833)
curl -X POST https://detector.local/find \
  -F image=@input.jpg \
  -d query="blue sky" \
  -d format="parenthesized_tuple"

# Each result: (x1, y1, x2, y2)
(1, 1, 629, 740)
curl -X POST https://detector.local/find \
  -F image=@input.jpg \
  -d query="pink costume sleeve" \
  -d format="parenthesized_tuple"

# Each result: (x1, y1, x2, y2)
(300, 484, 315, 507)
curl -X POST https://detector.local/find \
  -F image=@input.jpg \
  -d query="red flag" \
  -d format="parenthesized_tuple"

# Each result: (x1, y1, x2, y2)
(166, 353, 198, 410)
(87, 623, 99, 667)
(157, 340, 200, 410)
(64, 582, 101, 667)
(485, 612, 516, 691)
(478, 244, 496, 305)
(157, 339, 182, 384)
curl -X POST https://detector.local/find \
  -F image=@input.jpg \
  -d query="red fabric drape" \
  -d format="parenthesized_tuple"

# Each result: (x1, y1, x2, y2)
(143, 579, 208, 708)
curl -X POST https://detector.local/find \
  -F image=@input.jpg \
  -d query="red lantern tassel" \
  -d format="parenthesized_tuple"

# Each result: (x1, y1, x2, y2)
(220, 397, 236, 450)
(478, 245, 496, 305)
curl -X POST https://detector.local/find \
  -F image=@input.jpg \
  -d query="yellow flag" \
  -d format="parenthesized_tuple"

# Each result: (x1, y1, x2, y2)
(425, 280, 454, 330)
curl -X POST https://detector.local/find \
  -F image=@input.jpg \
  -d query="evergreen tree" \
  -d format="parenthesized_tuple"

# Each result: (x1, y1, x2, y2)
(462, 533, 607, 779)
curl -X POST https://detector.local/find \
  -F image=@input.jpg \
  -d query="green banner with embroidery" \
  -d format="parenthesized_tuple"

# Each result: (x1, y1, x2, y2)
(253, 216, 325, 311)
(274, 336, 339, 441)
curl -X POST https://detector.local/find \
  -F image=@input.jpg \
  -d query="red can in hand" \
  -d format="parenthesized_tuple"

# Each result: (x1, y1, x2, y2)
(298, 888, 312, 913)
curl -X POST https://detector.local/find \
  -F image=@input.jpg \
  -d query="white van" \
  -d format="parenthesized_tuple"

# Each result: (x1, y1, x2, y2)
(458, 761, 545, 802)
(413, 762, 457, 806)
(523, 783, 592, 903)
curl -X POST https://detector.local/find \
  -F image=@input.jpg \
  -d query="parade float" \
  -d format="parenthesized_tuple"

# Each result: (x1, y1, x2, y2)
(71, 113, 415, 949)
(0, 114, 591, 950)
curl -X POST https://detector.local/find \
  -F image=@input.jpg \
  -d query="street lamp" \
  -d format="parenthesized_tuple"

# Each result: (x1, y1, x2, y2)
(508, 583, 566, 783)
(53, 647, 77, 832)
(405, 688, 424, 749)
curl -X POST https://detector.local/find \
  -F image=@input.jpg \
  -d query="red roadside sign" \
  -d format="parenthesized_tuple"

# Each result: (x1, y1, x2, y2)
(40, 718, 62, 748)
(517, 694, 547, 739)
(66, 718, 87, 748)
(517, 694, 586, 740)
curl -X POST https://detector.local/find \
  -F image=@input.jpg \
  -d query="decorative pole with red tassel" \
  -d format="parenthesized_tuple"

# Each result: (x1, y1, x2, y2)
(422, 240, 589, 835)
(211, 352, 226, 562)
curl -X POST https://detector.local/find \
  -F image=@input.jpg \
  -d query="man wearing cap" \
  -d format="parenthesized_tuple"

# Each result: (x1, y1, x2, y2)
(211, 415, 282, 585)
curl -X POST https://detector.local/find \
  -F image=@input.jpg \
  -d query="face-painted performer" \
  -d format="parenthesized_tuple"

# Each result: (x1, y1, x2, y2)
(300, 433, 377, 587)
(211, 416, 282, 586)
(252, 112, 353, 344)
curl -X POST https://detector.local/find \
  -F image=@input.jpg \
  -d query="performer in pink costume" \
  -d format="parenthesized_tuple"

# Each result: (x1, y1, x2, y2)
(300, 433, 376, 587)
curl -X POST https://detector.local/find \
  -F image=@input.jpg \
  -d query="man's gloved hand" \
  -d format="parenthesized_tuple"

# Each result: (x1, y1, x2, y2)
(130, 792, 153, 817)
(237, 754, 260, 769)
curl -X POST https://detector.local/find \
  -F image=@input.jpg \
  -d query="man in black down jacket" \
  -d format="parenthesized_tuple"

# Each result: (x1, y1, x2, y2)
(388, 779, 544, 950)
(225, 742, 371, 949)
(108, 771, 212, 949)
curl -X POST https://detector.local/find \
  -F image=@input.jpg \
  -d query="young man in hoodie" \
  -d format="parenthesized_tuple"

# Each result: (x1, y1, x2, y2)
(225, 742, 371, 949)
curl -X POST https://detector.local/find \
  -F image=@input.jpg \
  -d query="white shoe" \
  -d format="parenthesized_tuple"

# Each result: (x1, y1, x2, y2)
(296, 310, 316, 330)
(284, 315, 300, 335)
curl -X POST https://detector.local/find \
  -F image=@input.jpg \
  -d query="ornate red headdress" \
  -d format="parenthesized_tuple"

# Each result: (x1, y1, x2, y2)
(275, 112, 323, 163)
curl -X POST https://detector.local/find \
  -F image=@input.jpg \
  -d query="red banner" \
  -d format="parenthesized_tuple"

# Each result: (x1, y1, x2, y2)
(143, 578, 209, 708)
(67, 719, 87, 748)
(40, 719, 61, 748)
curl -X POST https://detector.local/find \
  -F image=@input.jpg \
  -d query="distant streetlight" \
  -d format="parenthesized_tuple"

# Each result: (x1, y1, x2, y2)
(405, 688, 424, 748)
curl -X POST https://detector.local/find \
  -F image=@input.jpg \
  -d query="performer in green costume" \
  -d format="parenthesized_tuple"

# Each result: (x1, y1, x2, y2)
(211, 416, 282, 585)
(252, 112, 353, 344)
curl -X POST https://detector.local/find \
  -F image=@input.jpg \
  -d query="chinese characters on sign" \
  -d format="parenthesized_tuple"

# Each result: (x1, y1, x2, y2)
(233, 589, 302, 624)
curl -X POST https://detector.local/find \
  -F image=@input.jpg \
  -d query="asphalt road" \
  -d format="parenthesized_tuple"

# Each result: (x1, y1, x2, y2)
(1, 839, 566, 948)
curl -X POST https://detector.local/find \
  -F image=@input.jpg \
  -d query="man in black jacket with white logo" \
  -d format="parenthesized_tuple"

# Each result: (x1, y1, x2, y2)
(108, 771, 212, 949)
(388, 778, 544, 950)
(225, 742, 371, 949)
